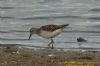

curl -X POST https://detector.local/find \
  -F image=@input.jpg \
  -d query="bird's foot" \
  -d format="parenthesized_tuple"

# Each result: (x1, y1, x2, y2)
(48, 45, 54, 49)
(48, 44, 54, 49)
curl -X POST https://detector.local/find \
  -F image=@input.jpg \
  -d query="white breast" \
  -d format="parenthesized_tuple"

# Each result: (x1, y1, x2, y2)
(39, 29, 63, 39)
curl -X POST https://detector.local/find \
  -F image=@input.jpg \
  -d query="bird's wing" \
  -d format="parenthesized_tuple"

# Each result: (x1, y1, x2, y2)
(39, 24, 61, 31)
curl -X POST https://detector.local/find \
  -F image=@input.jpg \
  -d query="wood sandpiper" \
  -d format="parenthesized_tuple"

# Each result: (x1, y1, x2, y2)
(28, 24, 69, 49)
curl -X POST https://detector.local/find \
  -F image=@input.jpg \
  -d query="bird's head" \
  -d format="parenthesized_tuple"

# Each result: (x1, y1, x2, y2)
(28, 27, 38, 40)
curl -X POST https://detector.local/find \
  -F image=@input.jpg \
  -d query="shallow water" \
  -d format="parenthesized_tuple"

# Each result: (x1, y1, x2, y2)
(0, 0, 100, 50)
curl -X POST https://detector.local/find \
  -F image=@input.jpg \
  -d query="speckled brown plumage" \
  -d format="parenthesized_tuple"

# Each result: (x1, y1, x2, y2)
(39, 24, 69, 31)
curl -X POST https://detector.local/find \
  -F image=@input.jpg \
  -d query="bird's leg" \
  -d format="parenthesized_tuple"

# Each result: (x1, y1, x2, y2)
(51, 38, 54, 49)
(48, 38, 54, 49)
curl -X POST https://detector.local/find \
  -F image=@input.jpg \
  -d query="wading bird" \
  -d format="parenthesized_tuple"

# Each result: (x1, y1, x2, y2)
(28, 24, 69, 49)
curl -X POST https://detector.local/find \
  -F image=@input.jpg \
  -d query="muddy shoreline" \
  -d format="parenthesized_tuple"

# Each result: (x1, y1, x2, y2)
(0, 46, 100, 66)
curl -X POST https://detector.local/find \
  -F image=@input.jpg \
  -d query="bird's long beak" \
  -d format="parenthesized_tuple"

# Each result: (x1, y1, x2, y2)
(28, 32, 32, 40)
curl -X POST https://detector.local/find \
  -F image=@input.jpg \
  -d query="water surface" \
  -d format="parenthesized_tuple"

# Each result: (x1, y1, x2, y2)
(0, 0, 100, 50)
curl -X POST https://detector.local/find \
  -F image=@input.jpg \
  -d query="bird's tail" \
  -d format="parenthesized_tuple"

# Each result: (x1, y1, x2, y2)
(60, 24, 69, 28)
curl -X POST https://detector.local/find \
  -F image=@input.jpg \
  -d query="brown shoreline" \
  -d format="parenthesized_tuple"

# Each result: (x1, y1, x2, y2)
(0, 47, 100, 66)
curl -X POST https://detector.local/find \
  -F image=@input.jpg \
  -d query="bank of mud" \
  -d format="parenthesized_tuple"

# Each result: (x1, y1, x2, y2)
(0, 46, 100, 66)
